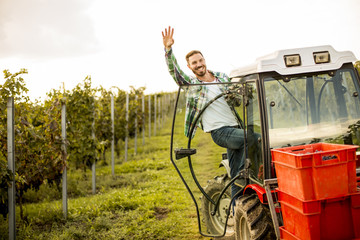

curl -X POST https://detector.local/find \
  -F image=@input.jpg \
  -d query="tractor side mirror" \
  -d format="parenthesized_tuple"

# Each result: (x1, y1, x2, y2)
(174, 148, 197, 160)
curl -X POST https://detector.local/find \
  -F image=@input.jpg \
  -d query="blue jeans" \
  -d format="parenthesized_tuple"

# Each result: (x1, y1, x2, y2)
(211, 126, 245, 198)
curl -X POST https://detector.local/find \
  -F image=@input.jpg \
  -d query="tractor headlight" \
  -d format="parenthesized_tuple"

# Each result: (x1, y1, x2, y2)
(313, 51, 330, 64)
(284, 54, 301, 67)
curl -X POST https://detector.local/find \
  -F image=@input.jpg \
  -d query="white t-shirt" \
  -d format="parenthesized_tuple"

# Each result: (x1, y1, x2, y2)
(202, 80, 238, 132)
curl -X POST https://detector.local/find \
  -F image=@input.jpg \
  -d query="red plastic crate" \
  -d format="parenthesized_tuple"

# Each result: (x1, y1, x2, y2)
(280, 226, 300, 240)
(278, 190, 360, 240)
(272, 143, 358, 200)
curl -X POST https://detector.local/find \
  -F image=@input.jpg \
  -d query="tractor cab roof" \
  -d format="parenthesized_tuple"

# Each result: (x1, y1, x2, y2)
(230, 45, 357, 78)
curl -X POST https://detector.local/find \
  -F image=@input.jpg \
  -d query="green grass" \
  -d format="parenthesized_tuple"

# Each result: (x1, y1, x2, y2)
(0, 113, 228, 240)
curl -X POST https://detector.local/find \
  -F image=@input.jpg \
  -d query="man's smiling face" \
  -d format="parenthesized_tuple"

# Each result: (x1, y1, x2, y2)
(187, 53, 207, 77)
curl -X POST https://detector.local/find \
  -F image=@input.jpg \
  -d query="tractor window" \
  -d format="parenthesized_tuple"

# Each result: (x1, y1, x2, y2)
(263, 68, 360, 148)
(264, 76, 308, 129)
(316, 70, 360, 122)
(245, 82, 264, 183)
(341, 71, 360, 120)
(316, 69, 360, 145)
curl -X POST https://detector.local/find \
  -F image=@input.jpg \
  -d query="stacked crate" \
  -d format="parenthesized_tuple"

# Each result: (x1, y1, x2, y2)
(271, 143, 360, 240)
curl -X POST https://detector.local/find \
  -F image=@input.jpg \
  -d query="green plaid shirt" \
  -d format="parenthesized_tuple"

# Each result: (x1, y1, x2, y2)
(165, 48, 231, 138)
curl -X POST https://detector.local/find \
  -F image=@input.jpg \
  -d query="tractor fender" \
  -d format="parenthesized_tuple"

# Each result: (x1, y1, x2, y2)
(243, 184, 268, 204)
(219, 159, 231, 179)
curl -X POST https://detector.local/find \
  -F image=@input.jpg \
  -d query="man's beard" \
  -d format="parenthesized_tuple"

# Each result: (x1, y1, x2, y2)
(192, 65, 206, 77)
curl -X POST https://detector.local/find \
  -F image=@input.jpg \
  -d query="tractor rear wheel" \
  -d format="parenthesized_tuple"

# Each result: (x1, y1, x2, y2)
(201, 174, 233, 235)
(234, 193, 275, 240)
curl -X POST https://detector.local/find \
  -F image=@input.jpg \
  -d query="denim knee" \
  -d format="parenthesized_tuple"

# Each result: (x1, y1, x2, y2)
(211, 126, 245, 150)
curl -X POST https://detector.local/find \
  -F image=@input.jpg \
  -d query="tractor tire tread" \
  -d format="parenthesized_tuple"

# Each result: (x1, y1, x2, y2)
(201, 174, 232, 235)
(241, 194, 256, 206)
(234, 193, 276, 240)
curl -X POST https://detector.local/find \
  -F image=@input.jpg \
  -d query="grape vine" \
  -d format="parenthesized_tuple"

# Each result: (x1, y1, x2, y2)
(0, 69, 173, 219)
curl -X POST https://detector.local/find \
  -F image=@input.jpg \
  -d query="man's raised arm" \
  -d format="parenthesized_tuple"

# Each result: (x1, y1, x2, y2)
(162, 26, 191, 85)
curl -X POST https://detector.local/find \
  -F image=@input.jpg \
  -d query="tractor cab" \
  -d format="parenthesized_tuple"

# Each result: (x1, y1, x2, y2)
(230, 45, 360, 180)
(170, 45, 360, 239)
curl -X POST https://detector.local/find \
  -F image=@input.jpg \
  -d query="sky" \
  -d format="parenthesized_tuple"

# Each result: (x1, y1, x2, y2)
(0, 0, 359, 100)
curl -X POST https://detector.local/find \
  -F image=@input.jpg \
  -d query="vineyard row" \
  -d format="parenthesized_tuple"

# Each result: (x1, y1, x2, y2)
(0, 69, 177, 238)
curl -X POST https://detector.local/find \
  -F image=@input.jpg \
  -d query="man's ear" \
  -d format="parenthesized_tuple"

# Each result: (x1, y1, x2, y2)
(187, 64, 191, 70)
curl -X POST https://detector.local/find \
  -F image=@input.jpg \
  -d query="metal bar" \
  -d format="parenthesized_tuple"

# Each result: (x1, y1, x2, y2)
(125, 92, 129, 161)
(134, 95, 138, 155)
(7, 97, 16, 240)
(162, 96, 164, 125)
(158, 97, 161, 130)
(92, 106, 96, 194)
(111, 95, 115, 176)
(148, 95, 151, 139)
(92, 162, 96, 194)
(142, 95, 145, 145)
(264, 178, 280, 240)
(154, 95, 157, 136)
(61, 98, 68, 219)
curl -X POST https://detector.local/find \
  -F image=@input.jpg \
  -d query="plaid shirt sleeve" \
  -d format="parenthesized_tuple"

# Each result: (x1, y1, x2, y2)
(165, 48, 193, 85)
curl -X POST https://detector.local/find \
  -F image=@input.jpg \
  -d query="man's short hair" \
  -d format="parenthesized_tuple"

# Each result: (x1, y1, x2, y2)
(186, 50, 203, 63)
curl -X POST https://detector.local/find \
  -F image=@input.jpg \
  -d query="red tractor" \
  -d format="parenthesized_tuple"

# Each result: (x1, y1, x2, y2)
(170, 45, 360, 239)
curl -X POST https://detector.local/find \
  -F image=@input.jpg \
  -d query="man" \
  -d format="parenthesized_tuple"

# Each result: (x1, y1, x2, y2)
(162, 26, 245, 197)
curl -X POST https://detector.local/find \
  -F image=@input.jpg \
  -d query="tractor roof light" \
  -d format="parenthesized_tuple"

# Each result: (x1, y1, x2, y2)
(313, 51, 330, 64)
(284, 54, 301, 67)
